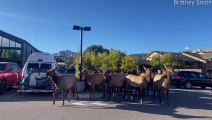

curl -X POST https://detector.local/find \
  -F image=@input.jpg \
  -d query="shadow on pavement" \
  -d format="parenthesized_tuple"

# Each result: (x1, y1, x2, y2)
(0, 88, 212, 119)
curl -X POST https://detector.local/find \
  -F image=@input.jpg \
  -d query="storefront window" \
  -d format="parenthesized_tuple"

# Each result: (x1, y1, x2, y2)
(10, 40, 15, 47)
(0, 36, 2, 47)
(2, 37, 10, 47)
(16, 42, 21, 48)
(1, 49, 21, 61)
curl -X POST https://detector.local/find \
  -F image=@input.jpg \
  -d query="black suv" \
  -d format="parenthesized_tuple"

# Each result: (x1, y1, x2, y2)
(170, 71, 212, 89)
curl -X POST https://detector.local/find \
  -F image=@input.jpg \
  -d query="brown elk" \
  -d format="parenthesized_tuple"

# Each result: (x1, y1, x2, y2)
(153, 65, 173, 106)
(125, 68, 151, 104)
(81, 68, 106, 101)
(46, 69, 78, 105)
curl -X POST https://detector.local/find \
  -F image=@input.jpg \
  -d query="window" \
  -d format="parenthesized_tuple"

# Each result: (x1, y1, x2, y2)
(0, 64, 6, 71)
(2, 37, 10, 47)
(199, 73, 207, 78)
(1, 49, 21, 61)
(179, 72, 189, 77)
(27, 63, 39, 73)
(7, 64, 13, 71)
(0, 36, 2, 47)
(10, 40, 15, 47)
(8, 64, 18, 72)
(12, 64, 18, 72)
(189, 72, 198, 78)
(40, 64, 51, 73)
(16, 42, 21, 48)
(1, 49, 11, 58)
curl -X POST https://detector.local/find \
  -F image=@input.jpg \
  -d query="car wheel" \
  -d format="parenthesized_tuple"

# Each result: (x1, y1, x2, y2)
(201, 86, 206, 89)
(185, 82, 192, 89)
(0, 80, 7, 94)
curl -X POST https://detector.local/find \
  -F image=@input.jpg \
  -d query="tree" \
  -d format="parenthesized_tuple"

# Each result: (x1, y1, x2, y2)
(108, 50, 123, 72)
(84, 44, 109, 54)
(98, 52, 110, 71)
(121, 55, 139, 71)
(150, 53, 185, 70)
(74, 46, 140, 75)
(150, 53, 162, 70)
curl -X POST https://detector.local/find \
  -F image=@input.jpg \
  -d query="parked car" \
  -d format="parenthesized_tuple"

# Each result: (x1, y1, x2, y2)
(170, 71, 212, 89)
(0, 62, 22, 94)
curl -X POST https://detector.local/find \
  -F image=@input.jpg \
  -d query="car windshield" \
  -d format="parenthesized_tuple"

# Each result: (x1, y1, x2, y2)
(0, 64, 6, 71)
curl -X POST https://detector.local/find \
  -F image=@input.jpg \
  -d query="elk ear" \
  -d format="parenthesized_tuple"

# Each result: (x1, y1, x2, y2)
(164, 64, 167, 69)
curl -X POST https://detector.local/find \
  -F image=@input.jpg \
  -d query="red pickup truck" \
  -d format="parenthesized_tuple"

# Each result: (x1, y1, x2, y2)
(0, 62, 22, 94)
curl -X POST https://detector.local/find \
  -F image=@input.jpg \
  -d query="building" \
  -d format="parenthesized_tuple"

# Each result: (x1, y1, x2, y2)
(0, 30, 40, 67)
(144, 51, 212, 76)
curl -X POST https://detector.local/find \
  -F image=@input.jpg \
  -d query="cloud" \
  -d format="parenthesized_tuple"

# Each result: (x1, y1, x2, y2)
(0, 11, 35, 20)
(0, 11, 69, 26)
(185, 47, 189, 50)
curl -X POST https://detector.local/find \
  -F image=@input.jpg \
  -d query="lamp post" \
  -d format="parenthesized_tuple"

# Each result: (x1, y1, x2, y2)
(73, 25, 91, 81)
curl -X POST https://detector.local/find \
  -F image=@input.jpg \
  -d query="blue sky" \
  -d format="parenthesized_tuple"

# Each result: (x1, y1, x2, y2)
(0, 0, 212, 54)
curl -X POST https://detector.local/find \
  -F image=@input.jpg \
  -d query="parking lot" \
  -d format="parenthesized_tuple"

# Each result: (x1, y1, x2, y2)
(0, 87, 212, 120)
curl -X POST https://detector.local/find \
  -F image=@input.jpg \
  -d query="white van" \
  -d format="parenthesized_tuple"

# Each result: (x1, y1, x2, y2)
(18, 52, 56, 93)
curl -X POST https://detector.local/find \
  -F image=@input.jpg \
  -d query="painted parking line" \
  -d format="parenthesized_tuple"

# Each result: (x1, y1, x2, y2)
(71, 101, 108, 106)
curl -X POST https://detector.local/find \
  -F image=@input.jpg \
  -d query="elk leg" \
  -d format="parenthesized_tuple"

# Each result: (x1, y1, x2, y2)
(140, 88, 144, 104)
(53, 91, 56, 105)
(68, 89, 71, 102)
(108, 87, 111, 100)
(93, 86, 96, 101)
(62, 90, 65, 105)
(153, 85, 156, 101)
(124, 87, 128, 101)
(147, 84, 149, 96)
(130, 87, 134, 101)
(167, 89, 169, 106)
(162, 90, 165, 106)
(102, 82, 106, 99)
(113, 87, 115, 101)
(159, 89, 162, 103)
(75, 84, 79, 100)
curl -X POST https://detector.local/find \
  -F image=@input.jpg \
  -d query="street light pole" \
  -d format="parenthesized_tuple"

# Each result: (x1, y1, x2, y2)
(73, 25, 91, 81)
(80, 28, 83, 81)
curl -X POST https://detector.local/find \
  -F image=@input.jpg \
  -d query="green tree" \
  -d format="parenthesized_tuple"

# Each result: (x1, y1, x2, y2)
(150, 53, 185, 70)
(108, 50, 123, 72)
(99, 52, 110, 71)
(150, 53, 162, 70)
(74, 53, 81, 79)
(121, 55, 139, 71)
(84, 44, 109, 54)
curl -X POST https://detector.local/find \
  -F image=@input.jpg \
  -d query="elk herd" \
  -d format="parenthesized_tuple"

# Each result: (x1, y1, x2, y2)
(46, 65, 174, 106)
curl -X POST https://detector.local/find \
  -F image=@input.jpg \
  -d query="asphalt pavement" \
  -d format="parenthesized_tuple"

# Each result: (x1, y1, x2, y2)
(0, 87, 212, 120)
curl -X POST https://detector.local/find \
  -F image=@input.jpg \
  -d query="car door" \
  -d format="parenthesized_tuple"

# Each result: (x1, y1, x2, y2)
(188, 72, 199, 86)
(197, 73, 206, 86)
(199, 73, 212, 87)
(6, 64, 16, 87)
(11, 64, 20, 84)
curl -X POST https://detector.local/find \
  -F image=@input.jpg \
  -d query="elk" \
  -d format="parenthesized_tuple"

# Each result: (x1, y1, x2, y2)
(46, 69, 78, 105)
(81, 68, 106, 101)
(153, 65, 173, 106)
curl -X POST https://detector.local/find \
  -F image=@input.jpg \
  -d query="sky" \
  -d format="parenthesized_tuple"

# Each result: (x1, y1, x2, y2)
(0, 0, 212, 54)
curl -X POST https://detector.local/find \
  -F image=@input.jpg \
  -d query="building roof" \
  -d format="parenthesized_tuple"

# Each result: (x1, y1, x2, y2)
(0, 30, 39, 51)
(193, 49, 212, 53)
(199, 53, 212, 61)
(144, 51, 208, 63)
